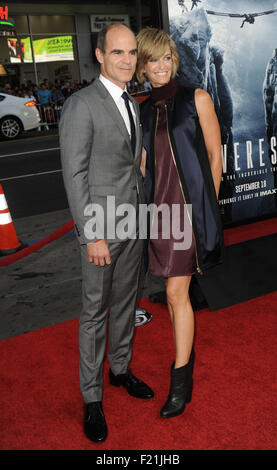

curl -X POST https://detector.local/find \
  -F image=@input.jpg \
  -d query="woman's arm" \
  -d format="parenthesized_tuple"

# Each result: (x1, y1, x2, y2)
(140, 147, 147, 178)
(194, 88, 222, 198)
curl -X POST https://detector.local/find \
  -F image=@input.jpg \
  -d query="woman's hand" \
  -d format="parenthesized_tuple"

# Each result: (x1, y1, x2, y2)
(140, 147, 146, 179)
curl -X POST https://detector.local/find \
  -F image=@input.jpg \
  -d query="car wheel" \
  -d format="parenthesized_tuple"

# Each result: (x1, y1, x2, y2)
(0, 116, 22, 140)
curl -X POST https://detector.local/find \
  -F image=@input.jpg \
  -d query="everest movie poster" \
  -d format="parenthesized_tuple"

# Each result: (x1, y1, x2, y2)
(164, 0, 277, 225)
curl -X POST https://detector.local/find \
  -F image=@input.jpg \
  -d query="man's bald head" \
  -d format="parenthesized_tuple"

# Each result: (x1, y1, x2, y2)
(97, 23, 135, 54)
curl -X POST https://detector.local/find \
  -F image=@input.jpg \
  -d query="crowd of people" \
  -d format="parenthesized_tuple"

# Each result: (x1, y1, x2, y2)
(1, 77, 149, 104)
(1, 78, 91, 107)
(0, 76, 149, 125)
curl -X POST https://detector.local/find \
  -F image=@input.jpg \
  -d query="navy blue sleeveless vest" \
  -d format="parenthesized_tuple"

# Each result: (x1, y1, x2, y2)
(140, 86, 224, 273)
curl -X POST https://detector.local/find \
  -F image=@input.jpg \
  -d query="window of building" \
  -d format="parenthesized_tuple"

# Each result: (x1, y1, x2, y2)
(1, 15, 80, 89)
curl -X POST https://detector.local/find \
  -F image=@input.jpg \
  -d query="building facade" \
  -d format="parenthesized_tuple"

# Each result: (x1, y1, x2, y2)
(0, 1, 161, 88)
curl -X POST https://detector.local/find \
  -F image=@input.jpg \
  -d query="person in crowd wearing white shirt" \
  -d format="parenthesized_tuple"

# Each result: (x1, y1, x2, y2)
(24, 88, 36, 101)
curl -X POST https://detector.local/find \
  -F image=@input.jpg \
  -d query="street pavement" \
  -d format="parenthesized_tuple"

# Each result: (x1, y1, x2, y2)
(0, 129, 67, 218)
(1, 208, 165, 341)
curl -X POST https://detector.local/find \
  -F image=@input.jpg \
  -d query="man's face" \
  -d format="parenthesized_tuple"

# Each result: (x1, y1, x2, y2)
(96, 26, 137, 89)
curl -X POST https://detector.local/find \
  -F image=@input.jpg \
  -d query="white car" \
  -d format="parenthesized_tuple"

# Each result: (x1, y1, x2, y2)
(0, 92, 40, 140)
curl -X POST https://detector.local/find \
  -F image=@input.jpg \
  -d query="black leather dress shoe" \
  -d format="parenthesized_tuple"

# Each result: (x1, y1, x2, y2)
(84, 401, 107, 443)
(109, 369, 154, 399)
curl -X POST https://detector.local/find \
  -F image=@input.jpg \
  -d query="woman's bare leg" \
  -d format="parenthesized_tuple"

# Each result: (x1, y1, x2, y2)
(166, 275, 194, 368)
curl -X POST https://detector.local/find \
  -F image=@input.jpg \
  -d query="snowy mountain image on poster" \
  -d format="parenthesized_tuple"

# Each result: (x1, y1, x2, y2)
(167, 0, 277, 224)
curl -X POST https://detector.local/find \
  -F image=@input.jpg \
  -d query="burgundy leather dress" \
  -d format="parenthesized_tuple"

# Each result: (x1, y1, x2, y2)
(148, 80, 197, 278)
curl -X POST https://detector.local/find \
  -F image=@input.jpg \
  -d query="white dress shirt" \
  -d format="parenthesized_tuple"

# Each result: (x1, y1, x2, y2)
(99, 74, 137, 138)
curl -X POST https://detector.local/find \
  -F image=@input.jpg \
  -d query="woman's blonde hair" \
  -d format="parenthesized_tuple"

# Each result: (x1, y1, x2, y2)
(136, 27, 179, 84)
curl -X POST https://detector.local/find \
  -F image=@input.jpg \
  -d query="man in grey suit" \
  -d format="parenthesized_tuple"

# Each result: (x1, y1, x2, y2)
(59, 23, 154, 443)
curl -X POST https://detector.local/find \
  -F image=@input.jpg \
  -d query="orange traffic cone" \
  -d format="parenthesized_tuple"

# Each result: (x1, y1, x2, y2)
(0, 184, 25, 256)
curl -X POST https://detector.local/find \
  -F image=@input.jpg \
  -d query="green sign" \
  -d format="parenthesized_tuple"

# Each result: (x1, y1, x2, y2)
(8, 35, 74, 63)
(0, 20, 14, 27)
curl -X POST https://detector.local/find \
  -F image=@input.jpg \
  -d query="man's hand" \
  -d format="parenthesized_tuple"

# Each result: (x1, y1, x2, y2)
(87, 240, 111, 266)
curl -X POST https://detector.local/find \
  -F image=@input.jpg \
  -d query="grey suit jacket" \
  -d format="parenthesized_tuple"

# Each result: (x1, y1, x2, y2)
(59, 78, 145, 245)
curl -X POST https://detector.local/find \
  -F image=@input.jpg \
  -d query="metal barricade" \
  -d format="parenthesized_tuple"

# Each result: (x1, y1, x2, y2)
(36, 102, 63, 131)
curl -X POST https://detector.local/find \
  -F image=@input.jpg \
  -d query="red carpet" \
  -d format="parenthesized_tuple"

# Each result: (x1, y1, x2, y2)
(0, 293, 276, 450)
(0, 220, 74, 267)
(224, 216, 276, 246)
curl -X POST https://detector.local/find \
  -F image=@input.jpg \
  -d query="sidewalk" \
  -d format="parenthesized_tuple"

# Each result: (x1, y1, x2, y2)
(1, 209, 164, 341)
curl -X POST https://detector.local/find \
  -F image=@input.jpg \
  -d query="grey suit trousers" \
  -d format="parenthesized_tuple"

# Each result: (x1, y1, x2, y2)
(79, 233, 143, 403)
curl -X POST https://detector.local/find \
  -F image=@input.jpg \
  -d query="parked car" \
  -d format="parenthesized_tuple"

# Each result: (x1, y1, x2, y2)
(0, 93, 40, 140)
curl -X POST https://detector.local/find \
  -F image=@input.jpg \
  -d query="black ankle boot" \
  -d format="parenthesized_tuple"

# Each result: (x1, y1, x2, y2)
(160, 348, 195, 418)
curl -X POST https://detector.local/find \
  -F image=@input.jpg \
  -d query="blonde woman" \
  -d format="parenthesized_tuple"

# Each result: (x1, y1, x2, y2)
(137, 28, 223, 418)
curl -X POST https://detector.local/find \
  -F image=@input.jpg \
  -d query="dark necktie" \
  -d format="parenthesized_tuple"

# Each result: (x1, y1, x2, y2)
(121, 91, 136, 156)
